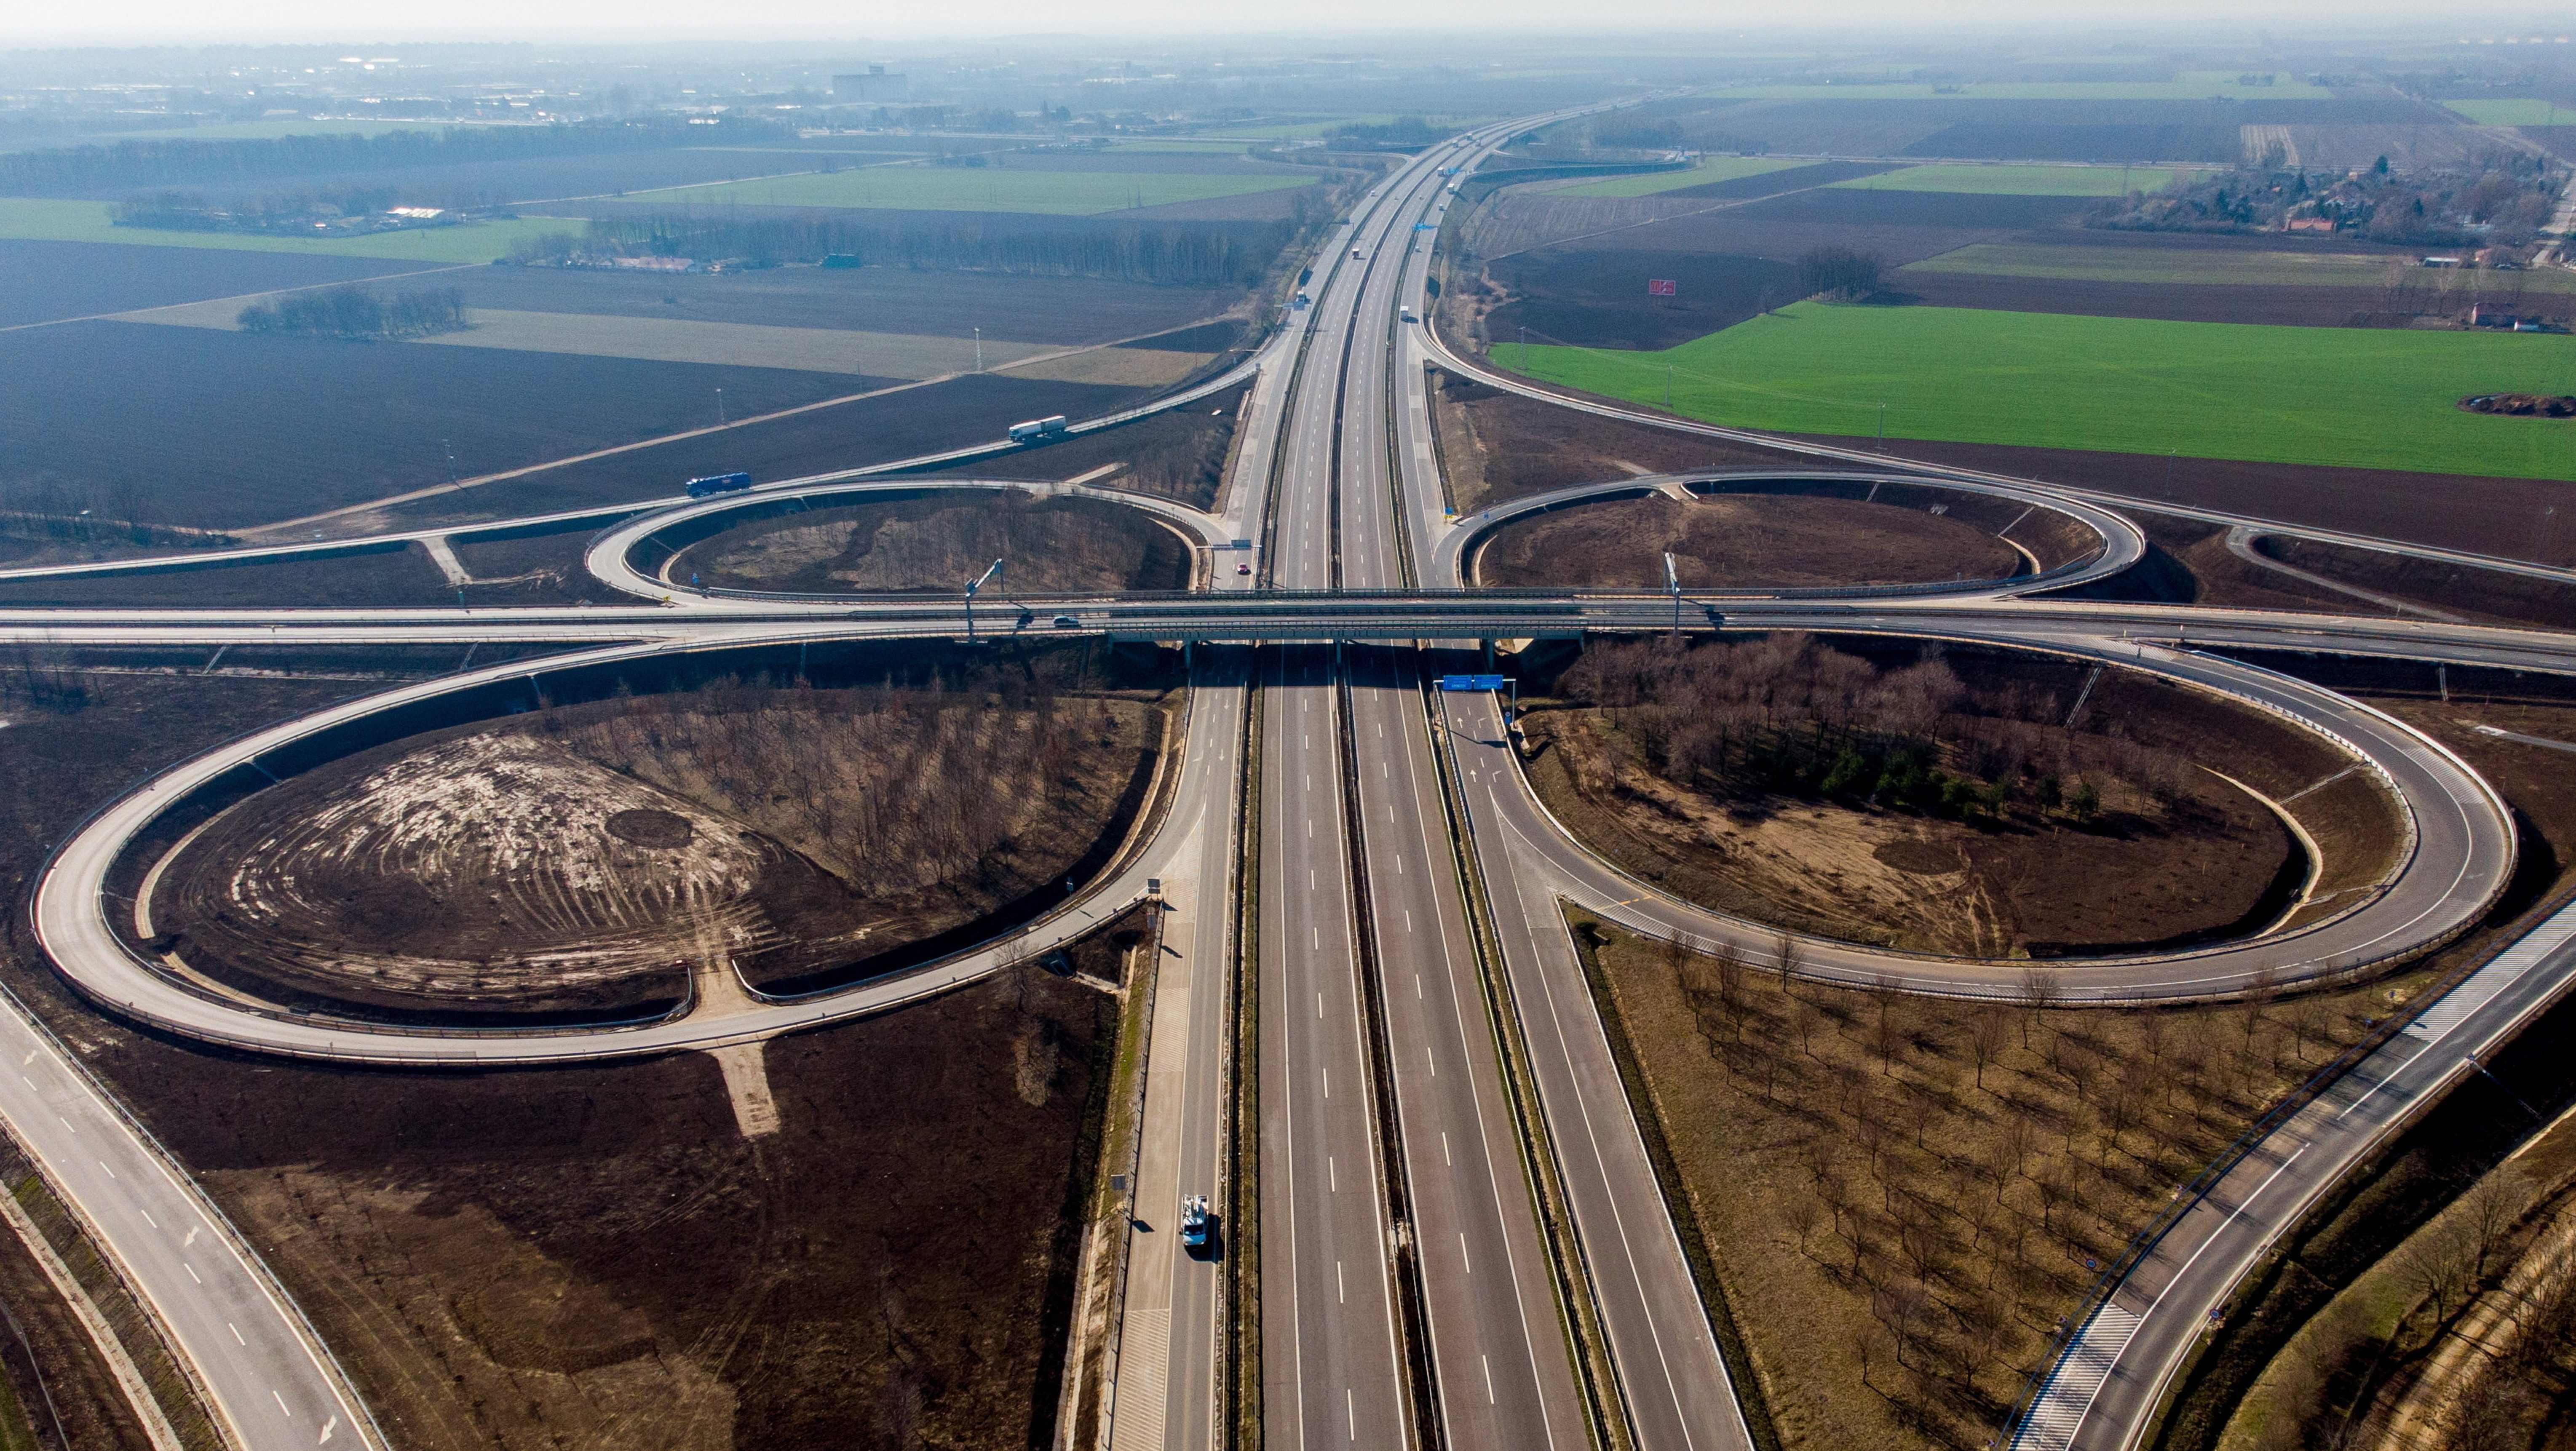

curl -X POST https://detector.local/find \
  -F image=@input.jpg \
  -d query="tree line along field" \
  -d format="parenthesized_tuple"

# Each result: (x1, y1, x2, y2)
(1829, 163, 2212, 196)
(1903, 242, 2576, 293)
(620, 165, 1319, 216)
(1501, 302, 2576, 481)
(1557, 156, 1812, 198)
(0, 198, 586, 263)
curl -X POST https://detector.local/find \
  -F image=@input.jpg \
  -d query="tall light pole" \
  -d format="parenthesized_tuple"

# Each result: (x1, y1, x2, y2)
(1665, 550, 1682, 637)
(973, 326, 983, 373)
(963, 557, 1004, 644)
(715, 387, 727, 425)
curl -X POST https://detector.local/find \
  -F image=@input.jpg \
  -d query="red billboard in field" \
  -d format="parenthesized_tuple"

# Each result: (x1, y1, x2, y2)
(1646, 278, 1677, 296)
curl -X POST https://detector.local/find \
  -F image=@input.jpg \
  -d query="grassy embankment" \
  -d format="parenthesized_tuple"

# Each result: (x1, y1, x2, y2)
(1498, 303, 2576, 480)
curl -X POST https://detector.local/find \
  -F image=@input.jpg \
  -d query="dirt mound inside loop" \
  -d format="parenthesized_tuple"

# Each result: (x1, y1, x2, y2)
(1870, 836, 1959, 876)
(604, 808, 694, 849)
(2461, 393, 2576, 418)
(677, 490, 1189, 596)
(1475, 491, 2022, 591)
(150, 679, 1163, 1021)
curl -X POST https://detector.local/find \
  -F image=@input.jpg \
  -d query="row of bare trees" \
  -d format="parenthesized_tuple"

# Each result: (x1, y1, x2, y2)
(1553, 634, 2195, 821)
(1638, 933, 2366, 1447)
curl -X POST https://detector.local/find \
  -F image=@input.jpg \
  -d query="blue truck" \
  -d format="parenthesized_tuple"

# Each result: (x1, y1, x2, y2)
(685, 471, 753, 498)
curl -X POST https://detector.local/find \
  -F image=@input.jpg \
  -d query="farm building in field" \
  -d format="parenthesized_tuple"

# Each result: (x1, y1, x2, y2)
(834, 66, 907, 102)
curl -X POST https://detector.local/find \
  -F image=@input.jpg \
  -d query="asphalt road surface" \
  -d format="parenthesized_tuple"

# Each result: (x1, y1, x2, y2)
(6, 96, 2576, 1451)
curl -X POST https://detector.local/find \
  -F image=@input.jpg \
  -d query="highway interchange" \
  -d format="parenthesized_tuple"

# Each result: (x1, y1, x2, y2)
(5, 103, 2576, 1451)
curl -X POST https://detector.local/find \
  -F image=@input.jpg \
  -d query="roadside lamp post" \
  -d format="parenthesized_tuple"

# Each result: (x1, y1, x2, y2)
(1665, 550, 1683, 637)
(962, 558, 1004, 644)
(715, 387, 726, 425)
(974, 326, 983, 372)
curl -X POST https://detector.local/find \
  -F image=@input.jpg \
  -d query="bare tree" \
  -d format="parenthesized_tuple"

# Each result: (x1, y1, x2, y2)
(2017, 964, 2063, 1048)
(1709, 940, 1750, 1037)
(1868, 974, 1907, 1074)
(1783, 1194, 1822, 1260)
(2002, 1113, 2037, 1183)
(1772, 929, 1801, 994)
(1967, 1005, 2012, 1092)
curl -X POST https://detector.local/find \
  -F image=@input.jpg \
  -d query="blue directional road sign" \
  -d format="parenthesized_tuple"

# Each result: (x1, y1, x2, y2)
(1437, 674, 1509, 691)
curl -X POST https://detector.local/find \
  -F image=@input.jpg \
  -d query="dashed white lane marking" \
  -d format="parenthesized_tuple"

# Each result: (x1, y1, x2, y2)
(185, 1263, 200, 1283)
(1460, 1233, 1472, 1273)
(1442, 1132, 1452, 1165)
(1337, 1261, 1346, 1302)
(272, 1389, 289, 1414)
(1483, 1354, 1497, 1404)
(229, 1323, 244, 1345)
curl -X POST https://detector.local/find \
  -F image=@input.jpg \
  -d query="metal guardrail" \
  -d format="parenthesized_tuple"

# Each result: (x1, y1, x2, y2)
(1994, 873, 2576, 1447)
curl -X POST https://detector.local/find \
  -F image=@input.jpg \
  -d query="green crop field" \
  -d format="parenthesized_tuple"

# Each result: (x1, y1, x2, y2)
(1557, 156, 1808, 198)
(2442, 99, 2576, 126)
(1904, 241, 2576, 292)
(1499, 302, 2576, 480)
(1832, 163, 2206, 196)
(1699, 72, 2332, 102)
(0, 198, 583, 262)
(621, 165, 1315, 214)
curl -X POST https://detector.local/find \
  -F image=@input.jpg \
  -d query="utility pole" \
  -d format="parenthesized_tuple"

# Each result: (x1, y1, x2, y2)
(1877, 403, 1886, 449)
(974, 326, 983, 373)
(1665, 550, 1682, 637)
(715, 387, 727, 425)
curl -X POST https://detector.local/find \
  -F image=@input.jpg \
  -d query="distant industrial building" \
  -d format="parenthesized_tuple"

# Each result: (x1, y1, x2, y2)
(833, 66, 907, 102)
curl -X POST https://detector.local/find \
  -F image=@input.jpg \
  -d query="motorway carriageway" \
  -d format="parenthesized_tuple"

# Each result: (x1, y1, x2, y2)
(3, 98, 2573, 1451)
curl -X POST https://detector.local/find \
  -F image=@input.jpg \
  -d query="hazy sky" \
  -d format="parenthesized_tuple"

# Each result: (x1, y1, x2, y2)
(3, 0, 2559, 46)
